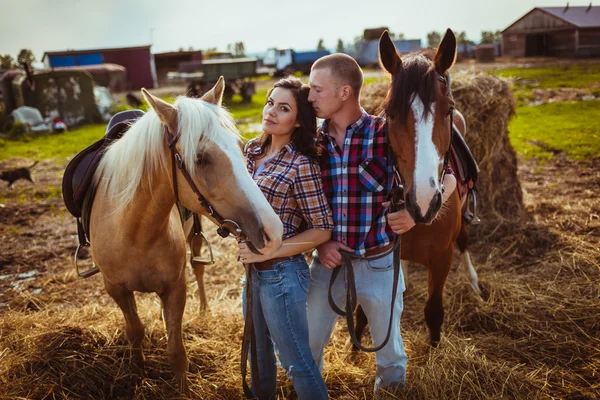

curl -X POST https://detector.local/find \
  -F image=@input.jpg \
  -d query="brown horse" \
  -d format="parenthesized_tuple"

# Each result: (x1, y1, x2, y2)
(89, 79, 283, 394)
(353, 29, 481, 348)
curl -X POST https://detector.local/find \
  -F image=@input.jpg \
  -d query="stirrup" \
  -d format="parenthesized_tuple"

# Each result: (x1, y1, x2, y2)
(74, 243, 100, 278)
(190, 231, 215, 265)
(464, 190, 481, 225)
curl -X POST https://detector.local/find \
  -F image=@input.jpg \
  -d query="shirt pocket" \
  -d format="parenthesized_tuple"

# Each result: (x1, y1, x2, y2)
(358, 157, 386, 192)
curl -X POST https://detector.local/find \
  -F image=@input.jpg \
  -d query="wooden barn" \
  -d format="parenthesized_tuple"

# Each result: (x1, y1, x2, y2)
(42, 45, 157, 90)
(153, 50, 203, 86)
(502, 4, 600, 57)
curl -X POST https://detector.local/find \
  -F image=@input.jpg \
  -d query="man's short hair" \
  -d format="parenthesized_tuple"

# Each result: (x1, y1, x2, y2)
(312, 53, 364, 99)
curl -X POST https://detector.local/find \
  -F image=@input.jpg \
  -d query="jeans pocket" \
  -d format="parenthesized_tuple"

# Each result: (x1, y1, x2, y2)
(367, 256, 393, 272)
(296, 268, 311, 293)
(256, 268, 283, 283)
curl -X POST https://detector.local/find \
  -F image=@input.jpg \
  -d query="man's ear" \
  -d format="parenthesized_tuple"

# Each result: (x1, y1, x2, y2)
(341, 85, 351, 101)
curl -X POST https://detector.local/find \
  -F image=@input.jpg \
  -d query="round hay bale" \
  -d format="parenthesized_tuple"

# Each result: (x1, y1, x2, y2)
(360, 72, 524, 220)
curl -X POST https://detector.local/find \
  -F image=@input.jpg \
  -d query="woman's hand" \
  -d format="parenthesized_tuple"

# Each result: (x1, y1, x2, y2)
(237, 241, 270, 264)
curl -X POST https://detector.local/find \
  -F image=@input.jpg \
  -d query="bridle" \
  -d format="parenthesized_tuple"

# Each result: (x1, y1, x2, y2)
(165, 125, 245, 240)
(437, 73, 455, 193)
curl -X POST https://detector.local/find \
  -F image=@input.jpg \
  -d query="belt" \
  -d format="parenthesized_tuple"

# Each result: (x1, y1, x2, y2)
(363, 243, 394, 258)
(253, 256, 297, 271)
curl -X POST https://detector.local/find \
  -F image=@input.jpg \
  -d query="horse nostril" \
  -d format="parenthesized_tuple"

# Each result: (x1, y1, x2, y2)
(262, 228, 271, 243)
(433, 192, 442, 209)
(429, 177, 436, 188)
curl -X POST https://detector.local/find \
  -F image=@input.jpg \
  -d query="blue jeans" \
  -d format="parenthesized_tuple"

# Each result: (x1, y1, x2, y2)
(307, 253, 407, 394)
(242, 255, 328, 400)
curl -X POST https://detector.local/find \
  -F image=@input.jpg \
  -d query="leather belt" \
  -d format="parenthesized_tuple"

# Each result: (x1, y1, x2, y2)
(253, 256, 296, 271)
(364, 242, 394, 258)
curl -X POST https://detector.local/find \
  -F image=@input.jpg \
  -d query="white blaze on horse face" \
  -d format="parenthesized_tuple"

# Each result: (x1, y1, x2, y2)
(214, 133, 283, 251)
(412, 95, 441, 215)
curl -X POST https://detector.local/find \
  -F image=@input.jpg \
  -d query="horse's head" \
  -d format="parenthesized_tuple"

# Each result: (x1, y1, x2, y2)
(379, 29, 457, 224)
(141, 79, 283, 254)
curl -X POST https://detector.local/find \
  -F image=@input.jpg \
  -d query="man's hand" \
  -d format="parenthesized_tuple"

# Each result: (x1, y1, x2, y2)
(316, 240, 354, 270)
(383, 201, 416, 235)
(237, 241, 269, 264)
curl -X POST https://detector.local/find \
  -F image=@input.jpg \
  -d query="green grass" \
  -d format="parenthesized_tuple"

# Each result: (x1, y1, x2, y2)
(508, 100, 600, 160)
(490, 63, 600, 105)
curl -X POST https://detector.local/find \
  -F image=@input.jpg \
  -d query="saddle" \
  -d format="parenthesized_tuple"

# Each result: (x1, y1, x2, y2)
(62, 110, 144, 278)
(449, 126, 481, 224)
(62, 110, 145, 220)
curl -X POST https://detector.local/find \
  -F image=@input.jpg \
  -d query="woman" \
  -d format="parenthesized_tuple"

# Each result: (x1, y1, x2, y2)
(238, 77, 333, 400)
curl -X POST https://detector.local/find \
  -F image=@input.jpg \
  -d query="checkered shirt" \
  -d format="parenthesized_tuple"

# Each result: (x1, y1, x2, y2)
(245, 140, 334, 240)
(318, 110, 396, 255)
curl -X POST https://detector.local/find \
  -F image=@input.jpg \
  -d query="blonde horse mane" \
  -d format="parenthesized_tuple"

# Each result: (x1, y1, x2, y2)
(94, 96, 239, 208)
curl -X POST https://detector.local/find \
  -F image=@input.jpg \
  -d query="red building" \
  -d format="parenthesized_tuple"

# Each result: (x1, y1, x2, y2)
(42, 45, 156, 90)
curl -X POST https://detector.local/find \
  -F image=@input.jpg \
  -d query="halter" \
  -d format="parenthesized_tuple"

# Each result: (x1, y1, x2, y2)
(165, 126, 244, 240)
(437, 73, 455, 193)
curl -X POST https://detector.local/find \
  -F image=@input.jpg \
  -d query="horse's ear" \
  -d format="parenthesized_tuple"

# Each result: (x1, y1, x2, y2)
(379, 30, 401, 74)
(434, 28, 457, 74)
(201, 76, 225, 106)
(141, 88, 178, 131)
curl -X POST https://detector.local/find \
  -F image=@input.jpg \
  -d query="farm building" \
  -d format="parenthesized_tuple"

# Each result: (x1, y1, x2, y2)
(502, 5, 600, 57)
(354, 28, 421, 66)
(42, 45, 157, 90)
(154, 50, 203, 86)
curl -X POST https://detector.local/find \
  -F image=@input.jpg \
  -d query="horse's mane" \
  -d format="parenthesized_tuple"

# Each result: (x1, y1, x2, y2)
(381, 49, 439, 127)
(94, 96, 238, 207)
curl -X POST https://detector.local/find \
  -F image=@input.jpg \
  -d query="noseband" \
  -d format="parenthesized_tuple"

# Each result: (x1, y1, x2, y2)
(165, 126, 245, 240)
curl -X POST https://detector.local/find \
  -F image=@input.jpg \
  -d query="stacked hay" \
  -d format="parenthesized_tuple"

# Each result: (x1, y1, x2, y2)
(361, 72, 524, 220)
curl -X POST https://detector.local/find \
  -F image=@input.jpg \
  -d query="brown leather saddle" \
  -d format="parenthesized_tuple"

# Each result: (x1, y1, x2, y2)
(449, 126, 480, 224)
(62, 109, 144, 277)
(62, 110, 145, 219)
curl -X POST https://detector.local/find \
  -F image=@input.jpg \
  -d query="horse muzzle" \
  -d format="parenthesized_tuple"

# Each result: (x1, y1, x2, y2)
(405, 189, 442, 225)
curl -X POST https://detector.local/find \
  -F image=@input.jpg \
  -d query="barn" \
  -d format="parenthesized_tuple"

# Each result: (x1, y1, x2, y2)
(502, 5, 600, 57)
(42, 45, 157, 90)
(153, 50, 203, 86)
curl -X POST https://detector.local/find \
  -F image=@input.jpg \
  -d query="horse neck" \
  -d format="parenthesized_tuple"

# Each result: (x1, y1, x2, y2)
(117, 157, 178, 243)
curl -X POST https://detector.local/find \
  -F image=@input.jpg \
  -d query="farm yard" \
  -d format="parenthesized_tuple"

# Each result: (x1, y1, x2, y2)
(1, 59, 599, 399)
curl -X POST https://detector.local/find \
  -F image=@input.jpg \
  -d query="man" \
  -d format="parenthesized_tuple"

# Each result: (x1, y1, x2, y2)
(306, 53, 456, 394)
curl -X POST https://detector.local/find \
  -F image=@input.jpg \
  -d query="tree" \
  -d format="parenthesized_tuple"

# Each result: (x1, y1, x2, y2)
(234, 42, 245, 57)
(317, 39, 326, 52)
(0, 54, 14, 70)
(456, 31, 473, 57)
(391, 32, 405, 40)
(336, 39, 345, 53)
(480, 31, 496, 44)
(17, 49, 35, 67)
(427, 31, 442, 48)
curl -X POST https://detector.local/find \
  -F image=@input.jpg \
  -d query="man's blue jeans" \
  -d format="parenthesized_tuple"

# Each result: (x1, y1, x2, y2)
(307, 253, 407, 394)
(242, 255, 328, 400)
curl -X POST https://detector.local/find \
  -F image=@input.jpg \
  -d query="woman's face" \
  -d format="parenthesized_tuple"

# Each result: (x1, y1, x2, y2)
(262, 87, 299, 138)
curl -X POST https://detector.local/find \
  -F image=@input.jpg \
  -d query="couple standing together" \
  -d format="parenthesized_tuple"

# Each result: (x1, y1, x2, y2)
(237, 53, 456, 399)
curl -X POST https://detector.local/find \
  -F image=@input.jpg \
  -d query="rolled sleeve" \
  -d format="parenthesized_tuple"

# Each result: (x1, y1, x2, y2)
(294, 158, 334, 231)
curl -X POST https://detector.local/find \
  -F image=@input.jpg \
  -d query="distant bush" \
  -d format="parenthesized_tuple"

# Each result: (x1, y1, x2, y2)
(8, 122, 27, 139)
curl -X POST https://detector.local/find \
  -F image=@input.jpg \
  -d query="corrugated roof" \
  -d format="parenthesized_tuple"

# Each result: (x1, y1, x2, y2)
(42, 45, 151, 62)
(540, 6, 600, 28)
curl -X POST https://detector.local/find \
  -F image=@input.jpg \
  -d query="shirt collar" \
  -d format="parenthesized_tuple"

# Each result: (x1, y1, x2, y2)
(320, 108, 370, 137)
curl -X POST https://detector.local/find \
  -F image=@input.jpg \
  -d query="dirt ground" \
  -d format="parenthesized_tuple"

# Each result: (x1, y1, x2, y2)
(0, 153, 599, 399)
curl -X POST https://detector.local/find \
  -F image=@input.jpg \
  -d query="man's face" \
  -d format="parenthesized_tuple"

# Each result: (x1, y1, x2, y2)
(308, 67, 343, 119)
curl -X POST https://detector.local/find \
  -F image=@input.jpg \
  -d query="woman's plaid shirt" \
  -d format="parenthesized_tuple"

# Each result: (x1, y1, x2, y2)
(317, 110, 396, 255)
(245, 140, 334, 240)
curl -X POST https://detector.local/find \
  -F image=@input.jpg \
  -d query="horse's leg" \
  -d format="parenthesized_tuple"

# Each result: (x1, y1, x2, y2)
(456, 220, 482, 296)
(424, 249, 453, 347)
(401, 259, 411, 291)
(349, 304, 369, 353)
(159, 275, 190, 396)
(104, 279, 145, 368)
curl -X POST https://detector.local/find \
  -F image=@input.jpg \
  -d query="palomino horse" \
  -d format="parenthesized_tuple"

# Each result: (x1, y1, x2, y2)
(353, 29, 481, 348)
(89, 78, 283, 394)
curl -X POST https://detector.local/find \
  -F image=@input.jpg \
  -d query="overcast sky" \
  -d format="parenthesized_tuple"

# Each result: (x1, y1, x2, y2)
(0, 0, 585, 60)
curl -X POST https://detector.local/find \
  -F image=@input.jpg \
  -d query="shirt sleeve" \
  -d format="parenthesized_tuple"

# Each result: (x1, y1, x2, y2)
(293, 157, 334, 231)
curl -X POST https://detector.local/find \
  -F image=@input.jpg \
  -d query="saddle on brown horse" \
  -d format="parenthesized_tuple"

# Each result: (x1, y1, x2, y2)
(62, 110, 145, 277)
(449, 127, 481, 224)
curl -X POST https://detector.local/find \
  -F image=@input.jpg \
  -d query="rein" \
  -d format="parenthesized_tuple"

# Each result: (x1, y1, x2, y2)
(165, 126, 244, 240)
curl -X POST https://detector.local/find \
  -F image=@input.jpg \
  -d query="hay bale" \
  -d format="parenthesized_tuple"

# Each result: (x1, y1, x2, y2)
(361, 72, 524, 219)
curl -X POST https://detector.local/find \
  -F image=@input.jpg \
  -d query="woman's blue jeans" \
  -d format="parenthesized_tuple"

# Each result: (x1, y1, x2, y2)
(242, 255, 328, 400)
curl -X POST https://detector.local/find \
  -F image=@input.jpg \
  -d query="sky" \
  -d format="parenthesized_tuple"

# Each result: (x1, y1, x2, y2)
(0, 0, 588, 61)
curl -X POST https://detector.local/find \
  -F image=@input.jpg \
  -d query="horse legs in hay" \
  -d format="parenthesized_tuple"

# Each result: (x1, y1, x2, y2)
(104, 278, 146, 369)
(424, 249, 453, 347)
(159, 275, 190, 396)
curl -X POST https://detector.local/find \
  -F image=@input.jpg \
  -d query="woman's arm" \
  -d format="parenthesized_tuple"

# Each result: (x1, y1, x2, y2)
(238, 228, 331, 264)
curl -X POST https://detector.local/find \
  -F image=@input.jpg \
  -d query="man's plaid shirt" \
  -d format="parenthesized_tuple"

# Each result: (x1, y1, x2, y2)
(318, 110, 396, 255)
(245, 140, 334, 240)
